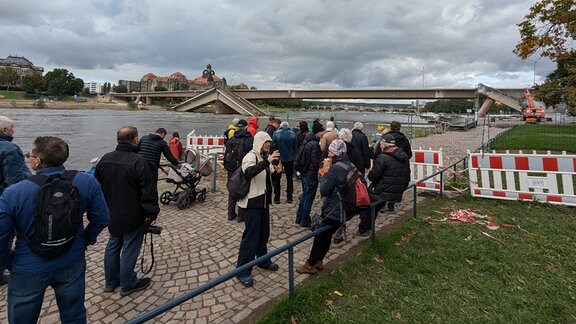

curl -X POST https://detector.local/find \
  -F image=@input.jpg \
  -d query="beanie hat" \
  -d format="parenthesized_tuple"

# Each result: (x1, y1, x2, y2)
(377, 124, 386, 132)
(390, 121, 401, 131)
(312, 121, 325, 134)
(381, 134, 396, 145)
(328, 139, 347, 156)
(237, 119, 248, 127)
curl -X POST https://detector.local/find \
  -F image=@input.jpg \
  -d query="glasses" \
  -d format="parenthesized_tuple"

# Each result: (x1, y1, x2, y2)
(25, 153, 37, 159)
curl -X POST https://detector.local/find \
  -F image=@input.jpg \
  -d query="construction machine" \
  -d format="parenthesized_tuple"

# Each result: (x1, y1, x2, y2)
(522, 88, 546, 124)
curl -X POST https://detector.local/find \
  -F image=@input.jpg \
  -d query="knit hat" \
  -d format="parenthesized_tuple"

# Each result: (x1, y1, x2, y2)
(381, 134, 396, 145)
(231, 118, 240, 126)
(237, 119, 248, 127)
(390, 121, 401, 131)
(312, 121, 325, 134)
(328, 139, 347, 156)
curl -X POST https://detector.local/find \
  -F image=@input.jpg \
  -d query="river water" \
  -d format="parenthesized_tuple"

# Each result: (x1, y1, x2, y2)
(0, 108, 429, 170)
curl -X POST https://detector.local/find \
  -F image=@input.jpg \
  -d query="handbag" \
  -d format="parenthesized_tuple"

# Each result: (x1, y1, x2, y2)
(227, 167, 250, 200)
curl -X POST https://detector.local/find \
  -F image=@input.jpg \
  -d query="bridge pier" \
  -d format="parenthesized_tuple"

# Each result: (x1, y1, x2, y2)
(146, 97, 152, 105)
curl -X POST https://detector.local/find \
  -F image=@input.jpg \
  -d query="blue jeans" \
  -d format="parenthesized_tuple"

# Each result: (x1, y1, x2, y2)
(104, 224, 146, 292)
(8, 258, 87, 324)
(296, 177, 318, 225)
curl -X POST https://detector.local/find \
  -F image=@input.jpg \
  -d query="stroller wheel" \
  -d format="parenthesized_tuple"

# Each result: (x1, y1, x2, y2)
(177, 193, 192, 210)
(160, 191, 173, 205)
(197, 190, 206, 203)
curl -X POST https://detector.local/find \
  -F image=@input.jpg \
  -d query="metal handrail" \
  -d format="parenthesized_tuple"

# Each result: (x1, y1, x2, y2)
(128, 124, 517, 323)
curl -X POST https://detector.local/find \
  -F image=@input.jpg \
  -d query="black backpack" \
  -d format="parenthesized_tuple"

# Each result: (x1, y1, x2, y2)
(293, 142, 308, 173)
(25, 171, 83, 258)
(223, 137, 244, 172)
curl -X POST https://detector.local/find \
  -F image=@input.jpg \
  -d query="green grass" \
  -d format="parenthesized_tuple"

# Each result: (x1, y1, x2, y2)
(490, 124, 576, 153)
(0, 90, 26, 99)
(260, 196, 576, 323)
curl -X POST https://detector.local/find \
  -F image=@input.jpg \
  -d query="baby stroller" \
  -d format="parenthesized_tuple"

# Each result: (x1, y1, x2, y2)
(160, 149, 213, 210)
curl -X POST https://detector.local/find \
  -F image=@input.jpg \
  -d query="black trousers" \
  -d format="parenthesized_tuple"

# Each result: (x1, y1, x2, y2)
(227, 171, 237, 216)
(307, 218, 341, 266)
(236, 207, 272, 277)
(272, 161, 294, 201)
(358, 202, 384, 233)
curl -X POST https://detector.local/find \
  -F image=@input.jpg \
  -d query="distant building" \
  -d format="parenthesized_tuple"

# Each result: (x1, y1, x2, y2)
(139, 63, 227, 92)
(118, 80, 141, 92)
(85, 82, 101, 94)
(0, 55, 44, 77)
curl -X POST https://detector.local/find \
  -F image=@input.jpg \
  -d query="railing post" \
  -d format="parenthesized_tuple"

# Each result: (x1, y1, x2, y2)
(412, 186, 418, 219)
(439, 172, 444, 196)
(288, 247, 295, 298)
(210, 153, 218, 192)
(370, 204, 376, 243)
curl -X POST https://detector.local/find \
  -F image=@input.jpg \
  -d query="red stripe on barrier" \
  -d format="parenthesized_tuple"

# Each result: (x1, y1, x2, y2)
(415, 152, 424, 163)
(547, 195, 562, 203)
(208, 138, 214, 146)
(518, 193, 533, 200)
(434, 153, 439, 164)
(474, 189, 481, 195)
(197, 138, 204, 145)
(471, 156, 478, 168)
(573, 158, 576, 172)
(515, 157, 529, 170)
(218, 138, 225, 145)
(489, 156, 502, 169)
(435, 183, 440, 189)
(417, 182, 426, 188)
(542, 157, 558, 171)
(493, 190, 506, 197)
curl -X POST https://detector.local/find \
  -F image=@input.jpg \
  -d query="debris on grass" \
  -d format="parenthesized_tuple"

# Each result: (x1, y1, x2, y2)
(373, 255, 384, 263)
(291, 315, 299, 324)
(481, 231, 505, 243)
(333, 291, 343, 297)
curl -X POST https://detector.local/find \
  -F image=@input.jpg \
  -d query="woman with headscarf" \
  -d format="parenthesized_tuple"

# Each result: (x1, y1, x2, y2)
(295, 139, 355, 275)
(235, 131, 283, 287)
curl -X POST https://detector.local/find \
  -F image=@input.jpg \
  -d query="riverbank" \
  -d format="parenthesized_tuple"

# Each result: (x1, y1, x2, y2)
(0, 98, 168, 111)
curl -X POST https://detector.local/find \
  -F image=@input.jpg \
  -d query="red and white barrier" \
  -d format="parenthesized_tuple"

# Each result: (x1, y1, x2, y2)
(186, 131, 225, 160)
(410, 148, 443, 191)
(469, 151, 576, 206)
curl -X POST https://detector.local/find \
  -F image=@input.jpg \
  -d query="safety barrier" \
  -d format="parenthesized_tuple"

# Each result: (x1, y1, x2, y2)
(410, 148, 443, 192)
(186, 130, 225, 160)
(469, 150, 576, 206)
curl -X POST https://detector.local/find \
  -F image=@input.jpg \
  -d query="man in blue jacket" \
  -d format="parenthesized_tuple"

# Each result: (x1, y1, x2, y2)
(0, 136, 110, 323)
(0, 115, 31, 285)
(272, 121, 298, 203)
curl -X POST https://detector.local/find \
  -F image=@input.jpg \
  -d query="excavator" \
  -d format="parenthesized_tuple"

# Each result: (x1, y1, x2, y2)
(522, 88, 546, 124)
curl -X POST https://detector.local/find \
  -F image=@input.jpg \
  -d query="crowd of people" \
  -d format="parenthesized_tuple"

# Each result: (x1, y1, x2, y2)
(0, 113, 413, 321)
(223, 116, 412, 285)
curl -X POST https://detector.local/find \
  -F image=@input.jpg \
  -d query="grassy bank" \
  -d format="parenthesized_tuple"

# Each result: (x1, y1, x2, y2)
(0, 91, 26, 100)
(491, 124, 576, 153)
(260, 196, 576, 323)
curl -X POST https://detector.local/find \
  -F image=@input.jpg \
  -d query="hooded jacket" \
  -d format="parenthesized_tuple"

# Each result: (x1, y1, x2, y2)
(296, 121, 309, 146)
(247, 117, 259, 137)
(301, 132, 322, 180)
(368, 145, 410, 203)
(238, 132, 275, 209)
(0, 133, 31, 195)
(169, 136, 184, 161)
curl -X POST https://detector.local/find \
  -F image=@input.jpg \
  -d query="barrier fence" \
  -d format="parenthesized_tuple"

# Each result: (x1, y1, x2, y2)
(129, 125, 523, 323)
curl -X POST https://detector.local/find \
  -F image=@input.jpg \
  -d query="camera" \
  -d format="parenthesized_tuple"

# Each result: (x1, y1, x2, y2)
(145, 224, 163, 235)
(271, 159, 280, 166)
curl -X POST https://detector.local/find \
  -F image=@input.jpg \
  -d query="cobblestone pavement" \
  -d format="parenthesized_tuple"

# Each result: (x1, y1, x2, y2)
(0, 123, 510, 323)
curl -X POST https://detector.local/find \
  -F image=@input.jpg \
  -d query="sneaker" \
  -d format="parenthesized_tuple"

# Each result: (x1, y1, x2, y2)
(357, 230, 371, 237)
(258, 262, 279, 271)
(0, 273, 8, 286)
(295, 262, 317, 275)
(103, 283, 119, 293)
(227, 213, 237, 221)
(387, 203, 395, 212)
(237, 276, 254, 288)
(333, 236, 344, 244)
(120, 278, 151, 296)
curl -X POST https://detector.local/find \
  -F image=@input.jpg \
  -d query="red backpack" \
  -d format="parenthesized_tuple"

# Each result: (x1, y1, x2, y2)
(334, 162, 371, 217)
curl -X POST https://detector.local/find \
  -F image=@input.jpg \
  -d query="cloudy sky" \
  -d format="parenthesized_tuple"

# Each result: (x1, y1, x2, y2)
(1, 0, 555, 90)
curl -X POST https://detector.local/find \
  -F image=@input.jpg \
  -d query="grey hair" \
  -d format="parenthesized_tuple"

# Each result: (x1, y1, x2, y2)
(353, 121, 363, 130)
(280, 121, 289, 128)
(338, 128, 353, 143)
(0, 116, 14, 133)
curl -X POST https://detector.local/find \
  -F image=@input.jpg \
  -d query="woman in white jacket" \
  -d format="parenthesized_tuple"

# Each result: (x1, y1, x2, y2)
(235, 131, 282, 287)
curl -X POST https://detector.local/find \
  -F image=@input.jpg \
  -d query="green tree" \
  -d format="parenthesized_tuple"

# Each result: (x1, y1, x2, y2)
(44, 68, 84, 97)
(0, 68, 20, 91)
(21, 74, 46, 94)
(154, 85, 167, 91)
(536, 51, 576, 115)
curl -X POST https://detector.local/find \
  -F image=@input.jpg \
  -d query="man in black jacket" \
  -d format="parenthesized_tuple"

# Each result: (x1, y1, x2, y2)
(351, 122, 371, 174)
(357, 134, 410, 236)
(95, 126, 160, 296)
(295, 122, 324, 228)
(224, 120, 253, 221)
(139, 128, 180, 197)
